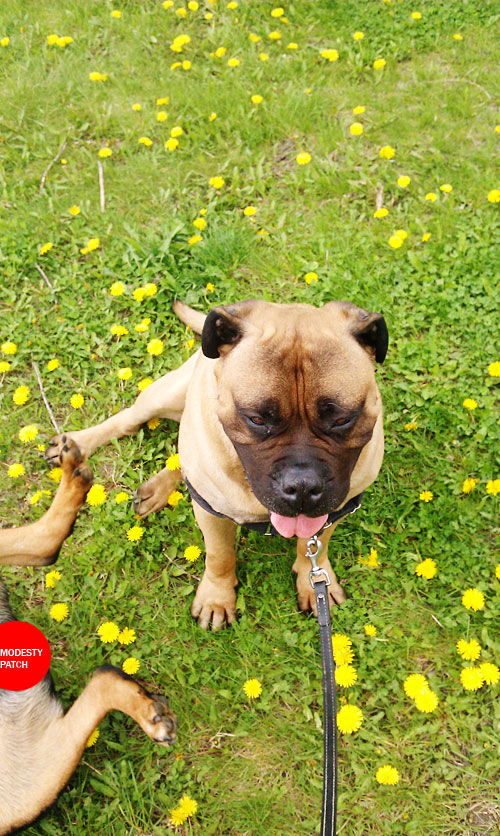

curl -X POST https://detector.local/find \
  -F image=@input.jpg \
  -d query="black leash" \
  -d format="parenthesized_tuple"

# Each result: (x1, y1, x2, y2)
(307, 535, 337, 836)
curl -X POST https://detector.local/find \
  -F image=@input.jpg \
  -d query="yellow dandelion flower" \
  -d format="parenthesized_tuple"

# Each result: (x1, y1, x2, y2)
(138, 378, 153, 392)
(86, 728, 100, 747)
(110, 324, 129, 336)
(353, 106, 365, 115)
(13, 386, 30, 405)
(414, 688, 438, 713)
(479, 663, 500, 685)
(168, 490, 183, 506)
(147, 339, 164, 356)
(69, 205, 80, 216)
(184, 545, 201, 562)
(188, 234, 203, 245)
(488, 361, 500, 377)
(321, 49, 338, 62)
(404, 421, 418, 430)
(122, 657, 140, 675)
(118, 367, 132, 381)
(132, 103, 142, 111)
(208, 112, 217, 121)
(364, 624, 377, 636)
(98, 622, 120, 642)
(165, 138, 179, 151)
(127, 526, 144, 542)
(440, 183, 453, 193)
(337, 704, 363, 734)
(411, 11, 422, 20)
(178, 795, 198, 817)
(349, 122, 363, 136)
(397, 175, 411, 188)
(206, 282, 214, 292)
(335, 665, 357, 687)
(462, 588, 485, 611)
(296, 152, 311, 166)
(379, 145, 395, 159)
(19, 424, 38, 443)
(40, 242, 53, 255)
(118, 628, 136, 645)
(166, 453, 180, 471)
(403, 674, 428, 699)
(419, 490, 433, 502)
(115, 491, 129, 503)
(462, 398, 477, 410)
(0, 361, 11, 372)
(415, 558, 437, 579)
(138, 137, 153, 147)
(209, 176, 225, 189)
(373, 208, 389, 219)
(373, 58, 386, 70)
(48, 467, 62, 483)
(388, 234, 404, 249)
(243, 206, 257, 216)
(70, 393, 84, 409)
(170, 808, 187, 827)
(460, 667, 484, 691)
(243, 678, 262, 698)
(456, 639, 481, 661)
(8, 463, 25, 478)
(147, 417, 160, 430)
(110, 281, 125, 296)
(462, 478, 478, 494)
(1, 342, 17, 355)
(353, 31, 364, 40)
(486, 479, 500, 496)
(375, 765, 400, 785)
(50, 603, 69, 622)
(487, 189, 500, 203)
(304, 272, 318, 284)
(193, 217, 207, 231)
(45, 570, 61, 588)
(98, 148, 112, 158)
(86, 484, 107, 506)
(425, 192, 437, 201)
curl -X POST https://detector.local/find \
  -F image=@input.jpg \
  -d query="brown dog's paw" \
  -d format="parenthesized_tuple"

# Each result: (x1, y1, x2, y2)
(133, 468, 181, 517)
(294, 558, 346, 615)
(45, 433, 69, 467)
(191, 574, 237, 630)
(59, 438, 93, 500)
(139, 692, 177, 746)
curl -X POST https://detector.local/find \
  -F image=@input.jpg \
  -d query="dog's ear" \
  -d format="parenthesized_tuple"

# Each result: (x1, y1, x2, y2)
(201, 303, 258, 358)
(325, 301, 389, 363)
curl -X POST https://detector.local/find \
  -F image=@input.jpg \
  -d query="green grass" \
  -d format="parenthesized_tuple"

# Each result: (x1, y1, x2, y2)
(1, 0, 500, 833)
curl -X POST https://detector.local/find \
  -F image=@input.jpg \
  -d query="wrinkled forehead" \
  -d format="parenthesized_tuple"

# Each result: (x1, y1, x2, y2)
(221, 331, 375, 411)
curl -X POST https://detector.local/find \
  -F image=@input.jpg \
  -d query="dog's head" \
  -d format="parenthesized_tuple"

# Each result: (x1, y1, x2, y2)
(202, 299, 388, 537)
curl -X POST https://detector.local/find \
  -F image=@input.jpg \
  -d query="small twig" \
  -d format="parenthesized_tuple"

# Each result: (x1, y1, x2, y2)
(39, 141, 67, 194)
(375, 182, 384, 211)
(97, 160, 105, 213)
(34, 261, 58, 305)
(325, 248, 329, 270)
(32, 361, 60, 433)
(430, 613, 444, 629)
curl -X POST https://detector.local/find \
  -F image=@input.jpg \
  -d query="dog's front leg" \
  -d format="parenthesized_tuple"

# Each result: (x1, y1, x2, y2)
(190, 501, 238, 630)
(293, 523, 346, 614)
(45, 351, 200, 463)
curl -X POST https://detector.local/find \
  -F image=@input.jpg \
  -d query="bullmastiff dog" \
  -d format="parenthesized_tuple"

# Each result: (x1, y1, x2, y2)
(46, 299, 388, 629)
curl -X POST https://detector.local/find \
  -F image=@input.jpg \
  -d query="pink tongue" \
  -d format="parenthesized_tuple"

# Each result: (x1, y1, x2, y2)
(270, 512, 329, 539)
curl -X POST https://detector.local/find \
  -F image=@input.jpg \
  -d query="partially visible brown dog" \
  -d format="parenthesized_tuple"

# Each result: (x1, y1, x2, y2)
(0, 441, 177, 835)
(0, 437, 92, 566)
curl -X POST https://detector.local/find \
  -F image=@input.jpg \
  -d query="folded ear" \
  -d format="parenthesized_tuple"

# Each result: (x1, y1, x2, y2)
(325, 301, 389, 363)
(201, 301, 258, 358)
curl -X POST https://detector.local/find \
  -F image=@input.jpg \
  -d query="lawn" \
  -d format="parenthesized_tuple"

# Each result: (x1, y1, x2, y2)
(0, 0, 500, 834)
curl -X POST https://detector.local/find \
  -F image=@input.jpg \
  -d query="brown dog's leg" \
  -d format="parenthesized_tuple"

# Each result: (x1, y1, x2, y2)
(45, 351, 200, 464)
(190, 500, 238, 630)
(133, 467, 183, 517)
(2, 666, 176, 834)
(0, 439, 92, 566)
(293, 522, 346, 614)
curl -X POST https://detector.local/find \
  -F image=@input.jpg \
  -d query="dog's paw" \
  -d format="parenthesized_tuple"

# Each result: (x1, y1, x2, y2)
(191, 574, 237, 630)
(45, 433, 69, 467)
(139, 692, 177, 746)
(294, 557, 346, 615)
(133, 468, 181, 517)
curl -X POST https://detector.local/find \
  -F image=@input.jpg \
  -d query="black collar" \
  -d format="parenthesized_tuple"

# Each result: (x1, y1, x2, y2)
(183, 476, 364, 537)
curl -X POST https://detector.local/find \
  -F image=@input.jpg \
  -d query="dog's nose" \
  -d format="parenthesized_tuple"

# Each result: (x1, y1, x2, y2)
(278, 465, 325, 513)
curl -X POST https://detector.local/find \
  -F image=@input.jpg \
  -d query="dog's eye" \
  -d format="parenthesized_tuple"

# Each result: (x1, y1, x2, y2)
(248, 416, 265, 426)
(332, 416, 351, 427)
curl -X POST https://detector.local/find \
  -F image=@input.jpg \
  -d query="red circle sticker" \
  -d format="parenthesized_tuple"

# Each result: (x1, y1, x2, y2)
(0, 621, 51, 691)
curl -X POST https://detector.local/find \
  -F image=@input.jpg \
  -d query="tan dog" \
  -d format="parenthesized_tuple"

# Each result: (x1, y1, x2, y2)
(0, 441, 177, 834)
(46, 299, 388, 630)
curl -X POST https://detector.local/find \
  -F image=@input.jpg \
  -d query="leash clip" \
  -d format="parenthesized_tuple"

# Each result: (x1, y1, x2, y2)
(306, 535, 331, 589)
